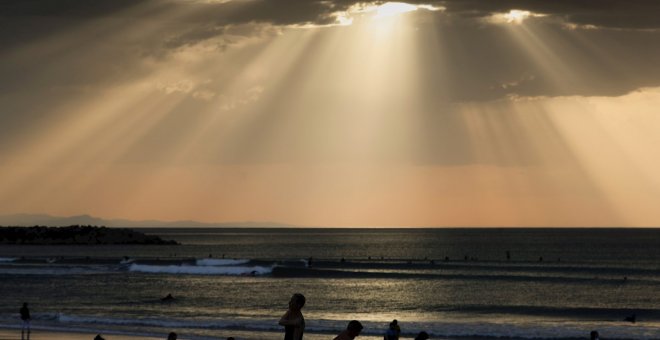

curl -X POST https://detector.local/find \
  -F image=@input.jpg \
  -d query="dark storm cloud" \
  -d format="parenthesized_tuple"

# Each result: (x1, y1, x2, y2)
(1, 0, 660, 103)
(2, 0, 659, 56)
(3, 0, 660, 31)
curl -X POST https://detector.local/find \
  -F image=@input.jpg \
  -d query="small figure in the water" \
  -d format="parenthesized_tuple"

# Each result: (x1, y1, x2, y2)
(161, 293, 175, 302)
(539, 256, 543, 262)
(340, 257, 346, 263)
(623, 276, 628, 282)
(20, 302, 30, 340)
(590, 330, 599, 340)
(209, 253, 213, 258)
(506, 250, 511, 261)
(120, 256, 135, 265)
(307, 257, 313, 268)
(167, 332, 177, 340)
(415, 331, 430, 340)
(624, 314, 636, 323)
(94, 334, 105, 340)
(444, 256, 449, 261)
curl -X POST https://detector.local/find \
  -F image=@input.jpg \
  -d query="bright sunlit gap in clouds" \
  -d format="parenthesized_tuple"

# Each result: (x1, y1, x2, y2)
(333, 1, 443, 26)
(489, 9, 547, 25)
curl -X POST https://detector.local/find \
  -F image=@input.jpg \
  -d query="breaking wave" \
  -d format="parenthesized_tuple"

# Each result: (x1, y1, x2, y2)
(127, 263, 273, 276)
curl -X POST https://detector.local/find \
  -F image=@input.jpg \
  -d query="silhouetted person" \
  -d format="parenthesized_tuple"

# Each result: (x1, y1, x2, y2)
(307, 257, 313, 268)
(590, 330, 599, 340)
(539, 256, 543, 262)
(392, 319, 401, 338)
(506, 251, 511, 261)
(334, 320, 363, 340)
(162, 293, 175, 302)
(227, 338, 235, 340)
(279, 293, 305, 340)
(167, 332, 177, 340)
(624, 314, 636, 323)
(415, 331, 430, 340)
(20, 302, 30, 340)
(384, 322, 398, 340)
(94, 335, 105, 340)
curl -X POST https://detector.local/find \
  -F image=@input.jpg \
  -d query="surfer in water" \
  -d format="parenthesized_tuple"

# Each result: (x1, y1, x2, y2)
(161, 293, 175, 302)
(279, 293, 306, 340)
(624, 314, 636, 323)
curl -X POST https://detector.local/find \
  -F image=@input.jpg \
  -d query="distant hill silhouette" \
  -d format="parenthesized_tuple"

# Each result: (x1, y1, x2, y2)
(0, 213, 301, 228)
(0, 225, 179, 245)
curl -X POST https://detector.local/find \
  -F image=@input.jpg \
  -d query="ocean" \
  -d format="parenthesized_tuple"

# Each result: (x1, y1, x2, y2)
(1, 228, 659, 339)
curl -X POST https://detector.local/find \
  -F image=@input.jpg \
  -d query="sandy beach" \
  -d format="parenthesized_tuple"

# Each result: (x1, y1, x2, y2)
(0, 327, 388, 340)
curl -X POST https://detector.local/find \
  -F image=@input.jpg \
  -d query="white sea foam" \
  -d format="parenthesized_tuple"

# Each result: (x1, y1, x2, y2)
(128, 263, 273, 275)
(195, 258, 249, 266)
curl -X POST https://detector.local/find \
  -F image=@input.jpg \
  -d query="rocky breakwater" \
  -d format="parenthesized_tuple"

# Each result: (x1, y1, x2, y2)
(0, 225, 179, 245)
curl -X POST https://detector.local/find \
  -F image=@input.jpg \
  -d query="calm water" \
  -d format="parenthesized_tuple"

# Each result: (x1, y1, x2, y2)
(1, 228, 660, 339)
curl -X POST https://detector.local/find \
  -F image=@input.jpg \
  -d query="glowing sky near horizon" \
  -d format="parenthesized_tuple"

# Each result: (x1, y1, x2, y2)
(1, 1, 660, 227)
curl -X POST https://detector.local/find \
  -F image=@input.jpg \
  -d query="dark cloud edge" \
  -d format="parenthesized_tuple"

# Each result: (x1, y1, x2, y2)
(2, 0, 660, 30)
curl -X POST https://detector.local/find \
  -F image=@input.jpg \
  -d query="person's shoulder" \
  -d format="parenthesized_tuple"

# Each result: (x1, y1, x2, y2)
(333, 331, 348, 340)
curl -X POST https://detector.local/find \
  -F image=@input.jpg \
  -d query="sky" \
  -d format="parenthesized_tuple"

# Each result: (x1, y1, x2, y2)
(1, 0, 660, 227)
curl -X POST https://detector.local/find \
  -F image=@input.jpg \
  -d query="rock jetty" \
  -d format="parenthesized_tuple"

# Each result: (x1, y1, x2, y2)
(0, 225, 179, 245)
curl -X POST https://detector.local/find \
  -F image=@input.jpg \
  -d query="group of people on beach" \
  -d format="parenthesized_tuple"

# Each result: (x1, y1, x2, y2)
(278, 293, 429, 340)
(278, 292, 363, 340)
(19, 298, 604, 340)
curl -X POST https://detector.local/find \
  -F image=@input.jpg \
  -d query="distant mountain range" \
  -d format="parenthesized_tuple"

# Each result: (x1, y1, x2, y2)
(0, 213, 299, 228)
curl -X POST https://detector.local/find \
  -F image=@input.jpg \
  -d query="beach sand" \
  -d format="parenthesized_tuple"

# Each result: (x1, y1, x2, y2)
(0, 327, 391, 340)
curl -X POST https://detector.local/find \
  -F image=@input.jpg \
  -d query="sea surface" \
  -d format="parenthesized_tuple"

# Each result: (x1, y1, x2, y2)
(1, 228, 660, 340)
